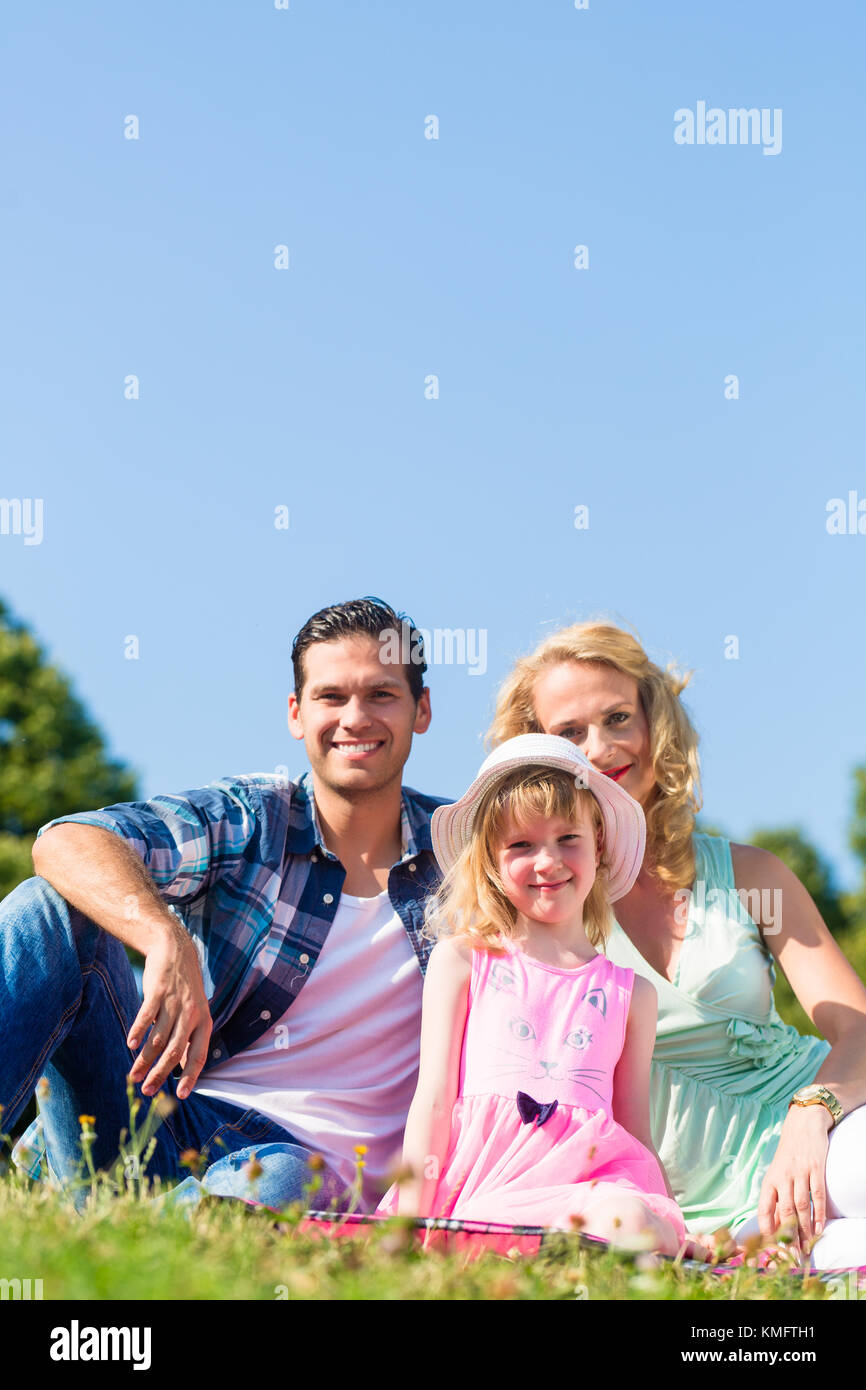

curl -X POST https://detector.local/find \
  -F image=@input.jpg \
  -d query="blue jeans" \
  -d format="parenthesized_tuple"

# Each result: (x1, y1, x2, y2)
(1, 877, 346, 1211)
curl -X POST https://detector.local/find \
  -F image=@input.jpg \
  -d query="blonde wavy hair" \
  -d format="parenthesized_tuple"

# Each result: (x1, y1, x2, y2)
(426, 766, 613, 952)
(486, 622, 702, 892)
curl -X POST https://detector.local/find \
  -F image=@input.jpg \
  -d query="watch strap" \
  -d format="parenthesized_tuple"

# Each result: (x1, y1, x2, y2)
(790, 1086, 844, 1126)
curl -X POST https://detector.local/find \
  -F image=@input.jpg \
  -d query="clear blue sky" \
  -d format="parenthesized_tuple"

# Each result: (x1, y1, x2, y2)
(3, 1, 865, 886)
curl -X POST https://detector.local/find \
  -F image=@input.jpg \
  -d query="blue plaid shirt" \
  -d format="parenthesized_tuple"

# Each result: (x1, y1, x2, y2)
(37, 770, 450, 1071)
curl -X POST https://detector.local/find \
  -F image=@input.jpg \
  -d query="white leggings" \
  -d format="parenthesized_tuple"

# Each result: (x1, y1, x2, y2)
(732, 1105, 866, 1269)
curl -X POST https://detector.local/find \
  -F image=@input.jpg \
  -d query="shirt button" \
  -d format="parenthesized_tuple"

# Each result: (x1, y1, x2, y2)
(299, 953, 310, 965)
(311, 852, 318, 862)
(409, 862, 417, 872)
(211, 1048, 222, 1059)
(323, 893, 334, 904)
(260, 1010, 271, 1021)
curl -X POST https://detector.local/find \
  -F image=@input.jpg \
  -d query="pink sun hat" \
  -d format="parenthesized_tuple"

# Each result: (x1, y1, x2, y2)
(431, 733, 646, 902)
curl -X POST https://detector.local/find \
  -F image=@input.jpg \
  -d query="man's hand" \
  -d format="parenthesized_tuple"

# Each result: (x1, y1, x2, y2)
(32, 823, 214, 1100)
(757, 1103, 832, 1250)
(127, 919, 213, 1100)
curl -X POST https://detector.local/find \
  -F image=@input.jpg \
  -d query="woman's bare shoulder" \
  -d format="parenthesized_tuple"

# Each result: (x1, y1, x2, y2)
(729, 841, 788, 886)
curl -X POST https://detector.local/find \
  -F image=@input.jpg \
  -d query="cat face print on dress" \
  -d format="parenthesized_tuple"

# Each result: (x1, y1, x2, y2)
(582, 985, 607, 1017)
(491, 956, 608, 1017)
(484, 975, 610, 1104)
(490, 960, 518, 992)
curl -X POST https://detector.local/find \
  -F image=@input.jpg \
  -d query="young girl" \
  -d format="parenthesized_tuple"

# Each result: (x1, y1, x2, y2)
(377, 733, 689, 1255)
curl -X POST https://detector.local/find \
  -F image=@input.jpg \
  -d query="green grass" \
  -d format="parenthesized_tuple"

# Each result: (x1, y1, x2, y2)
(0, 1092, 851, 1303)
(0, 1166, 843, 1302)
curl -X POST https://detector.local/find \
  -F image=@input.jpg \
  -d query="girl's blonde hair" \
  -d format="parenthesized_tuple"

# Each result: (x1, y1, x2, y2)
(486, 622, 702, 892)
(426, 766, 613, 951)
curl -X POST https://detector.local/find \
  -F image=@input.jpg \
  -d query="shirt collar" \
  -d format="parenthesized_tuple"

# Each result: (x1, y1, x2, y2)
(286, 769, 434, 862)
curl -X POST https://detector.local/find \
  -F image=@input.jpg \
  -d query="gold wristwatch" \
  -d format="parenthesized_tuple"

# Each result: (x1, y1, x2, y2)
(789, 1083, 844, 1127)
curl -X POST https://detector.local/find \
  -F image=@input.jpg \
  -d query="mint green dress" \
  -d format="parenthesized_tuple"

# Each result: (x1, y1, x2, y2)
(604, 833, 830, 1234)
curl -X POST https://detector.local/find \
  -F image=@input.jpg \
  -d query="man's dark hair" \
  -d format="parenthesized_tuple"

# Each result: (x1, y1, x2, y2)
(291, 596, 427, 702)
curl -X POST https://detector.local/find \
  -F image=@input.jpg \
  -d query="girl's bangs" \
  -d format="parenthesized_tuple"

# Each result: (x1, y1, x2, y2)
(484, 768, 596, 842)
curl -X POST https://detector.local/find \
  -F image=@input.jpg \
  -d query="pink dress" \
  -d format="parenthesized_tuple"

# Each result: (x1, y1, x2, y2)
(378, 943, 686, 1239)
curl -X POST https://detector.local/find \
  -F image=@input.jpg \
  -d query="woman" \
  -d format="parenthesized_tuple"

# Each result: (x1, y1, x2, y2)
(489, 620, 866, 1267)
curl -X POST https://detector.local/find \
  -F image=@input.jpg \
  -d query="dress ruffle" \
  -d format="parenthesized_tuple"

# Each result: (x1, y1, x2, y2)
(725, 1016, 800, 1066)
(378, 1092, 686, 1241)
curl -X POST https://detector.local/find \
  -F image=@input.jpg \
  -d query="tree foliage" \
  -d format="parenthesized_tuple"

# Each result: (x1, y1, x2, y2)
(0, 598, 138, 899)
(748, 801, 866, 1035)
(846, 765, 866, 921)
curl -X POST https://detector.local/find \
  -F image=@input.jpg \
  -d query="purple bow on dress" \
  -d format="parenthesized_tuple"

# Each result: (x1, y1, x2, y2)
(516, 1091, 558, 1128)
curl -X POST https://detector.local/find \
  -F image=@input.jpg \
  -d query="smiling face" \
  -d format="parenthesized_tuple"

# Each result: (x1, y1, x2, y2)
(288, 634, 431, 798)
(495, 801, 600, 930)
(531, 661, 657, 810)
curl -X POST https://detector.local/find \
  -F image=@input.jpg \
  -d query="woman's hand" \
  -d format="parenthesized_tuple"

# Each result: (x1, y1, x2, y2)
(757, 1103, 832, 1250)
(731, 844, 866, 1248)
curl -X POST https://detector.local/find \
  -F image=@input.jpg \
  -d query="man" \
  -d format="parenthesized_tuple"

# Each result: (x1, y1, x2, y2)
(1, 597, 447, 1208)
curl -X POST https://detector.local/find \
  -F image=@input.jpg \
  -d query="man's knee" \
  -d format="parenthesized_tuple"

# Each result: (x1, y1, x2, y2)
(2, 874, 78, 932)
(1, 874, 63, 920)
(1, 874, 103, 958)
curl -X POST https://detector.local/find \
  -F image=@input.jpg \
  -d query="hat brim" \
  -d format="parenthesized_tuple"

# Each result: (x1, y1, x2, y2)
(431, 734, 646, 903)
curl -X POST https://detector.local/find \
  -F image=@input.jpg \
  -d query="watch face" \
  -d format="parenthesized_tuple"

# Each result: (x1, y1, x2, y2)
(794, 1085, 823, 1101)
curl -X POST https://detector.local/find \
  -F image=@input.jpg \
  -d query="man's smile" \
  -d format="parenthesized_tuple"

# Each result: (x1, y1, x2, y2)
(330, 740, 385, 758)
